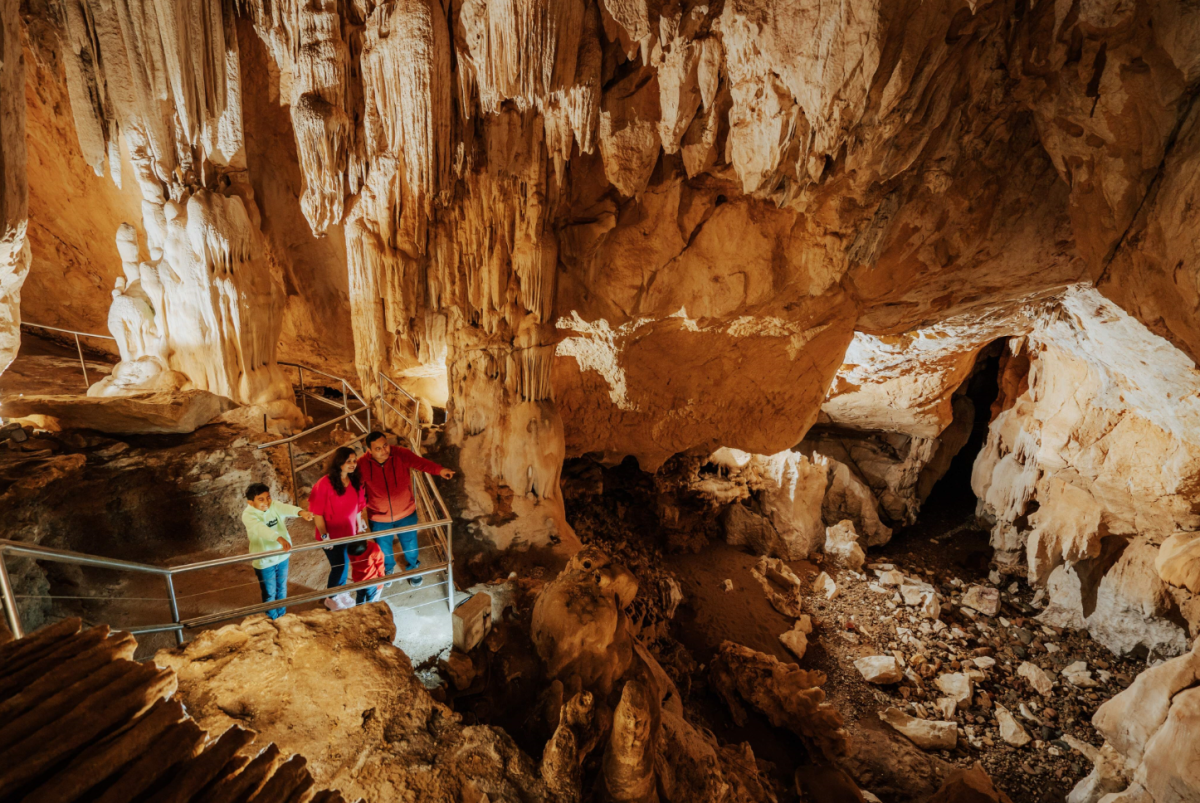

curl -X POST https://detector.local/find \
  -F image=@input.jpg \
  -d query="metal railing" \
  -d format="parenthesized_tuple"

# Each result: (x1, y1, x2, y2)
(19, 321, 115, 390)
(378, 372, 423, 452)
(0, 360, 456, 650)
(0, 479, 455, 645)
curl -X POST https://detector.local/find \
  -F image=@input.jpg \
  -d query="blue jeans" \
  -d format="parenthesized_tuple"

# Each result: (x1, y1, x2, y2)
(370, 513, 419, 577)
(356, 584, 382, 605)
(254, 560, 289, 619)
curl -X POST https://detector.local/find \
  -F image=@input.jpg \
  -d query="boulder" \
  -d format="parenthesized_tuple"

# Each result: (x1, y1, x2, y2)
(855, 656, 903, 685)
(750, 556, 806, 618)
(878, 707, 957, 751)
(824, 519, 866, 571)
(0, 390, 235, 434)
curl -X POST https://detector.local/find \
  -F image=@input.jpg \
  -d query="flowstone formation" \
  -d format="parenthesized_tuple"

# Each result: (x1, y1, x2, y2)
(16, 0, 1198, 548)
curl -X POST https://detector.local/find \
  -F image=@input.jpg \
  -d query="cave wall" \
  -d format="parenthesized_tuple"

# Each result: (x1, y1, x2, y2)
(5, 0, 1200, 562)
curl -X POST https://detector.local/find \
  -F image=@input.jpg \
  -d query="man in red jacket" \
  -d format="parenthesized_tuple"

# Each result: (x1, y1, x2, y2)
(358, 431, 454, 587)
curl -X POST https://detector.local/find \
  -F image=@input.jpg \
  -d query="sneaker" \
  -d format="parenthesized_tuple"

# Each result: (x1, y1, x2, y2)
(384, 580, 395, 588)
(408, 575, 424, 587)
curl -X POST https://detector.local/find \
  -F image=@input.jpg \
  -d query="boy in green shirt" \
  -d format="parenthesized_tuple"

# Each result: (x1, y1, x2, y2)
(241, 483, 314, 619)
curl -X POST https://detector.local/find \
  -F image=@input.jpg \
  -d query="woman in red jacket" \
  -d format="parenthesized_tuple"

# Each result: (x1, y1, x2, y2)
(309, 447, 368, 591)
(358, 431, 454, 586)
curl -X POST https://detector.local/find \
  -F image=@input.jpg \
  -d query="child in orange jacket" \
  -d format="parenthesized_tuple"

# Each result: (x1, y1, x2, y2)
(347, 540, 385, 605)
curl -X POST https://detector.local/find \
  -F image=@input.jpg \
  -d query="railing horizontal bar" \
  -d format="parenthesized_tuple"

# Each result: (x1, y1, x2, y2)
(257, 407, 368, 449)
(278, 362, 345, 385)
(300, 392, 344, 410)
(1, 516, 449, 580)
(293, 433, 370, 474)
(178, 562, 449, 628)
(0, 542, 168, 575)
(21, 321, 116, 341)
(166, 518, 451, 575)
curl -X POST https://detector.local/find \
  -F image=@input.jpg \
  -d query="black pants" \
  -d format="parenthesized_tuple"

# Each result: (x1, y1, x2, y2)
(324, 543, 349, 589)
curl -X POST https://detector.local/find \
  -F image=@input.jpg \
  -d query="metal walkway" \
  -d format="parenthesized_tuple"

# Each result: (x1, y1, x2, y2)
(0, 363, 455, 648)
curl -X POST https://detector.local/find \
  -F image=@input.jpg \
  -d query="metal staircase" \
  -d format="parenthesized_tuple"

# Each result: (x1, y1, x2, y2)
(0, 364, 455, 649)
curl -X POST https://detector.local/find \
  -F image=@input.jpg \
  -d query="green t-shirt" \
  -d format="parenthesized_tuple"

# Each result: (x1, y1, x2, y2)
(241, 501, 302, 570)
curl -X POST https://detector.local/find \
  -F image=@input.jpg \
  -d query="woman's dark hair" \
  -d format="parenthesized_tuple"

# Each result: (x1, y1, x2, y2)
(326, 447, 362, 496)
(348, 541, 368, 556)
(245, 482, 270, 501)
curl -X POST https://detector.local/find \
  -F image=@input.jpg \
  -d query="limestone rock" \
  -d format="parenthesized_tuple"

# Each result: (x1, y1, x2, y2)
(156, 606, 555, 801)
(711, 642, 849, 760)
(960, 585, 1000, 617)
(855, 656, 902, 685)
(531, 546, 638, 696)
(0, 390, 235, 435)
(824, 519, 865, 571)
(878, 707, 957, 751)
(1062, 662, 1099, 689)
(812, 571, 839, 600)
(812, 453, 893, 547)
(1074, 639, 1200, 802)
(995, 705, 1030, 748)
(750, 556, 806, 618)
(935, 673, 973, 706)
(927, 764, 1013, 803)
(1017, 662, 1054, 697)
(935, 697, 957, 720)
(780, 620, 810, 661)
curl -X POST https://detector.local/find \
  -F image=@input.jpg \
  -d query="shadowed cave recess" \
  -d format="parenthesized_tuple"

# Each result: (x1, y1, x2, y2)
(2, 0, 1200, 801)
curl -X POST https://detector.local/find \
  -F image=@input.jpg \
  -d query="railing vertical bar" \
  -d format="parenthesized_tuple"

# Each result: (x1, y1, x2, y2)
(0, 553, 23, 639)
(75, 333, 90, 390)
(287, 441, 297, 500)
(164, 574, 183, 646)
(298, 366, 308, 418)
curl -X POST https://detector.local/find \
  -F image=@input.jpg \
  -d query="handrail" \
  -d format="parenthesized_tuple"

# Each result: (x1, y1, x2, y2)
(20, 321, 116, 340)
(257, 407, 368, 449)
(0, 513, 451, 642)
(19, 321, 116, 390)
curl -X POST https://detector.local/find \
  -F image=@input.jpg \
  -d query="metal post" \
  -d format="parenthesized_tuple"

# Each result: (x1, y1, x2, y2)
(298, 366, 308, 418)
(75, 334, 90, 389)
(164, 573, 184, 646)
(445, 518, 455, 617)
(0, 553, 23, 639)
(287, 441, 297, 500)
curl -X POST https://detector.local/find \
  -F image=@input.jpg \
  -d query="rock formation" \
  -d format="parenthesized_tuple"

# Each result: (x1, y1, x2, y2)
(0, 617, 356, 802)
(973, 285, 1200, 657)
(1, 0, 28, 376)
(158, 605, 557, 801)
(1069, 638, 1200, 802)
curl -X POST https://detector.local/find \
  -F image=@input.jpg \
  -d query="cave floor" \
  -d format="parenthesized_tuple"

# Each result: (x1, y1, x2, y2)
(0, 331, 115, 399)
(562, 462, 1147, 803)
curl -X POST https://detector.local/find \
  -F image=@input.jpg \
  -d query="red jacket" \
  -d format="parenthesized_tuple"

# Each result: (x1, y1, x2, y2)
(349, 541, 385, 583)
(357, 445, 444, 522)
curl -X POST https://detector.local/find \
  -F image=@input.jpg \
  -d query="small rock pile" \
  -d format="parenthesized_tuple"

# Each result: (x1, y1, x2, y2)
(802, 549, 1144, 799)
